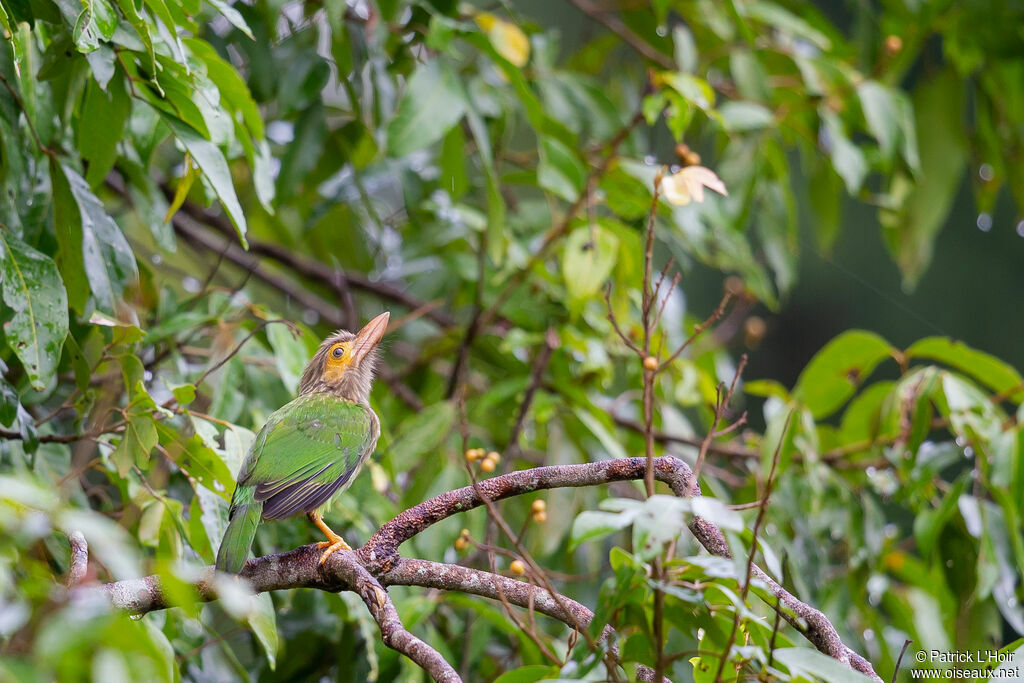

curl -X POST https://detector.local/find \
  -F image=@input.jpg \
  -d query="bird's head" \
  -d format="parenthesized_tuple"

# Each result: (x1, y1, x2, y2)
(298, 311, 390, 403)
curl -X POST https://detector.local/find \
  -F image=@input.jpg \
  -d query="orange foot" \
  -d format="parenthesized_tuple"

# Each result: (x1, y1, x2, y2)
(308, 510, 352, 564)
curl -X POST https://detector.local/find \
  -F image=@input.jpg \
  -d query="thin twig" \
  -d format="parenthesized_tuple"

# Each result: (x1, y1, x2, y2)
(713, 410, 792, 682)
(567, 0, 676, 69)
(690, 354, 747, 494)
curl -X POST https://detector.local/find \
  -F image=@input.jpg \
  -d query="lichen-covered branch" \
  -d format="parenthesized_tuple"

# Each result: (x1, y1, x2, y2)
(81, 456, 880, 681)
(66, 531, 89, 587)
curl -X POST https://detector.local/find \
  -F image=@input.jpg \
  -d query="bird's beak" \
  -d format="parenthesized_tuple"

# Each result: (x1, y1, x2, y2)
(350, 311, 390, 365)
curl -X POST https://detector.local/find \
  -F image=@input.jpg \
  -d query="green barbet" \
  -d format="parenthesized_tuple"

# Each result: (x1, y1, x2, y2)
(215, 312, 390, 573)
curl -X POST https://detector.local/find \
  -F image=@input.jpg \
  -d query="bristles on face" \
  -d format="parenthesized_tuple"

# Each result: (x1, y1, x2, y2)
(298, 329, 379, 403)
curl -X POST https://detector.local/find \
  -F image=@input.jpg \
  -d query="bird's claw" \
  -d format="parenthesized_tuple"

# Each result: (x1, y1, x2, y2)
(317, 538, 352, 564)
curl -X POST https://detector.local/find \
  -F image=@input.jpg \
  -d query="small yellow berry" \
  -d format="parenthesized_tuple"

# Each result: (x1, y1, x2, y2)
(455, 537, 468, 551)
(480, 457, 496, 473)
(464, 449, 478, 462)
(744, 316, 767, 349)
(487, 451, 501, 463)
(643, 356, 658, 371)
(884, 34, 903, 54)
(510, 560, 526, 575)
(460, 528, 470, 538)
(532, 510, 547, 524)
(531, 499, 546, 513)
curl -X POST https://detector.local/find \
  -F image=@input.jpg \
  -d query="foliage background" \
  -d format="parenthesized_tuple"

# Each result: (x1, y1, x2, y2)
(1, 0, 1023, 680)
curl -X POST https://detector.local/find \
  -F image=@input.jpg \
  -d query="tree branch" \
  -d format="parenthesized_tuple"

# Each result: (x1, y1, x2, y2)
(81, 456, 880, 681)
(163, 186, 457, 329)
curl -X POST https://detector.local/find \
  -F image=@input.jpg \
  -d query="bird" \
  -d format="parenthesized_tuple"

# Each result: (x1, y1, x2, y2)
(215, 311, 390, 574)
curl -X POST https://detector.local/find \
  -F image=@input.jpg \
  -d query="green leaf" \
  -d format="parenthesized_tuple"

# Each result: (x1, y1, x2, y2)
(914, 475, 969, 557)
(537, 136, 586, 201)
(807, 158, 843, 252)
(112, 0, 154, 72)
(774, 648, 876, 682)
(820, 109, 867, 194)
(857, 80, 900, 162)
(744, 2, 831, 50)
(879, 71, 966, 289)
(185, 38, 264, 140)
(156, 422, 234, 498)
(90, 0, 117, 39)
(164, 116, 248, 247)
(0, 231, 69, 389)
(672, 25, 697, 73)
(569, 509, 634, 551)
(276, 102, 326, 202)
(386, 60, 467, 157)
(247, 592, 278, 669)
(719, 101, 774, 132)
(72, 6, 100, 53)
(906, 337, 1024, 402)
(0, 375, 18, 426)
(77, 73, 130, 187)
(793, 331, 894, 418)
(266, 322, 307, 395)
(561, 224, 619, 308)
(206, 0, 253, 39)
(58, 165, 139, 314)
(493, 665, 560, 683)
(386, 401, 456, 472)
(111, 412, 158, 475)
(440, 123, 468, 199)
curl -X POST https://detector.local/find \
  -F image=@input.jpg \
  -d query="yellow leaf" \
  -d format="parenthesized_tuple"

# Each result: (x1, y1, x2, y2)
(475, 12, 529, 67)
(659, 165, 728, 206)
(164, 155, 196, 224)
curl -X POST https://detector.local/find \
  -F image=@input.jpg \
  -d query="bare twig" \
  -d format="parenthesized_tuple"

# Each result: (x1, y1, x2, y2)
(567, 0, 676, 69)
(891, 639, 912, 683)
(713, 410, 792, 682)
(690, 354, 747, 494)
(507, 328, 560, 455)
(162, 185, 457, 329)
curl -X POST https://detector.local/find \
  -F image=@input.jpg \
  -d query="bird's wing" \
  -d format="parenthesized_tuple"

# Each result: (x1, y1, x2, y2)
(236, 393, 378, 520)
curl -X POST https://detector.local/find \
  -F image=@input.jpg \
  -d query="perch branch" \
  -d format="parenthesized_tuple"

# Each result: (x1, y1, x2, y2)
(80, 457, 880, 681)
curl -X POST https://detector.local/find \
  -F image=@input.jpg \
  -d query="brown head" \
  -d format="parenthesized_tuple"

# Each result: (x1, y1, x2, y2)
(298, 312, 390, 403)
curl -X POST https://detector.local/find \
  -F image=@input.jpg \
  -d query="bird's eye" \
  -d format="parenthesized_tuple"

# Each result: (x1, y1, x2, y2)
(332, 346, 344, 359)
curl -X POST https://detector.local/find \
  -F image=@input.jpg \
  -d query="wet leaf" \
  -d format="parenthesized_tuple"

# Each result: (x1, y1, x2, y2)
(0, 231, 69, 389)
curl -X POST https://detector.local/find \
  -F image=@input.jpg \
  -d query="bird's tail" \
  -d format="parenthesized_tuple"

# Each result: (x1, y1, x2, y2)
(216, 487, 262, 574)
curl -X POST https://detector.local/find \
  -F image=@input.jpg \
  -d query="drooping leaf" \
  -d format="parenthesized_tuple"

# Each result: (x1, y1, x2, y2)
(0, 231, 69, 389)
(820, 108, 867, 194)
(164, 117, 249, 247)
(879, 71, 966, 289)
(857, 80, 901, 163)
(58, 165, 139, 314)
(247, 592, 279, 669)
(77, 73, 130, 187)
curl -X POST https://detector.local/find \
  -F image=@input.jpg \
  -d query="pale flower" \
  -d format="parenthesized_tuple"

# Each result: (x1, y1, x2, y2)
(660, 166, 728, 206)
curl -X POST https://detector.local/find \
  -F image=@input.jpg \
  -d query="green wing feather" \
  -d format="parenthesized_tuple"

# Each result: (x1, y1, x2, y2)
(215, 394, 378, 572)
